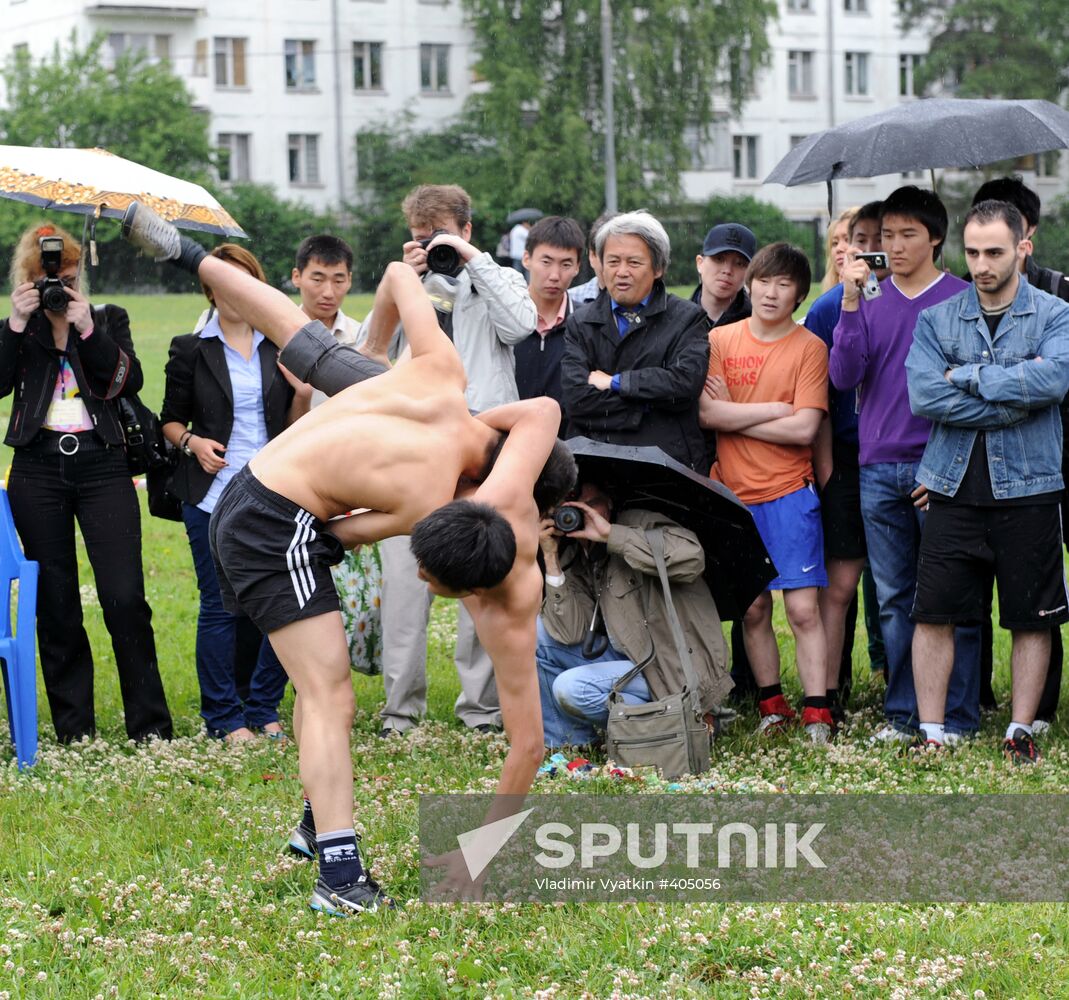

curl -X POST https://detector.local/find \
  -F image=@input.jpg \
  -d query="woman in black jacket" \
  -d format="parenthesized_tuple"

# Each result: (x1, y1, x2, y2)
(0, 221, 172, 743)
(161, 243, 310, 741)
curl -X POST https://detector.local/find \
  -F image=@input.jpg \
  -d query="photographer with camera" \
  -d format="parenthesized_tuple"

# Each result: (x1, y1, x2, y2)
(537, 483, 732, 748)
(376, 184, 537, 737)
(0, 221, 172, 744)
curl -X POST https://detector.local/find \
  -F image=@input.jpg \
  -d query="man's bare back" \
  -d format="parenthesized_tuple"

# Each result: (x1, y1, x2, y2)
(251, 350, 498, 534)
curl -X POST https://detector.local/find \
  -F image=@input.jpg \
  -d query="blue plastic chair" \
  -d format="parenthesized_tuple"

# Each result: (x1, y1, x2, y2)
(0, 487, 38, 769)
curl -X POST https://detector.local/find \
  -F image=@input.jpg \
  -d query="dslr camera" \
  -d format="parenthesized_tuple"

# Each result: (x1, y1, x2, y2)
(34, 236, 70, 314)
(553, 505, 585, 534)
(418, 229, 464, 278)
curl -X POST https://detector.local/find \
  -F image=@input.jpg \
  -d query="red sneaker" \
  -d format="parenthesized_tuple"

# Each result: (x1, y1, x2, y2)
(757, 694, 797, 735)
(800, 706, 835, 744)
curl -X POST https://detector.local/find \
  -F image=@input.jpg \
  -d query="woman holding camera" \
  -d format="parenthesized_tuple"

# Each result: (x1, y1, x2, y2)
(0, 221, 172, 744)
(161, 244, 310, 741)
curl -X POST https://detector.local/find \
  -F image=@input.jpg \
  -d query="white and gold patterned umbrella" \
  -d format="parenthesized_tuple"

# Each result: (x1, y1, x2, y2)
(0, 144, 245, 237)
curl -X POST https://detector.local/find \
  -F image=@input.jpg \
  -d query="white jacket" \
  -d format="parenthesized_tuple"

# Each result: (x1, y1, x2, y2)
(358, 252, 537, 411)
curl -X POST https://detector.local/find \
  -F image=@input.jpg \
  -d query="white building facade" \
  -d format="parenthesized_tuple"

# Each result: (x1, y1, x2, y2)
(3, 0, 1065, 220)
(4, 0, 476, 212)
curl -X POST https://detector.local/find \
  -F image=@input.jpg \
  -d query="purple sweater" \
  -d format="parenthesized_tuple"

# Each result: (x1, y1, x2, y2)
(829, 273, 968, 466)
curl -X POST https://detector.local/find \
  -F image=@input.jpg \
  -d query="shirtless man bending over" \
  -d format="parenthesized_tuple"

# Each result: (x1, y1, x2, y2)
(122, 203, 574, 914)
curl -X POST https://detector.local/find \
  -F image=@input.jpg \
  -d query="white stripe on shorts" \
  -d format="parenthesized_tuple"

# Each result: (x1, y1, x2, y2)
(286, 510, 317, 608)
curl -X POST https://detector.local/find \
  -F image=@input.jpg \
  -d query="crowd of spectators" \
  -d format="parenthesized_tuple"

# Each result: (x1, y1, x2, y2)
(4, 175, 1068, 768)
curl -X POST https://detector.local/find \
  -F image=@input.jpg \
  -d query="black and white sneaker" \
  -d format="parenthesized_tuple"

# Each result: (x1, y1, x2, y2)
(287, 821, 318, 860)
(1003, 728, 1042, 766)
(121, 201, 182, 261)
(309, 874, 394, 915)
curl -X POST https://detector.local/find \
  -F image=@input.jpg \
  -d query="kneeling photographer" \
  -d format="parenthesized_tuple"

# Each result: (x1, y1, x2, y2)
(537, 482, 732, 749)
(0, 222, 172, 744)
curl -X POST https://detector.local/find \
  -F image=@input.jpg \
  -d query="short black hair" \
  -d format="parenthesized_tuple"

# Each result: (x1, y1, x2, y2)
(534, 439, 577, 516)
(879, 186, 948, 260)
(972, 175, 1040, 229)
(526, 216, 585, 263)
(849, 200, 883, 238)
(410, 501, 516, 592)
(745, 242, 812, 304)
(965, 199, 1027, 244)
(295, 234, 353, 273)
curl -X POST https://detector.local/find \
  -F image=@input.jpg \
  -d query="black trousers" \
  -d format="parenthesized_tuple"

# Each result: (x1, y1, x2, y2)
(8, 442, 172, 743)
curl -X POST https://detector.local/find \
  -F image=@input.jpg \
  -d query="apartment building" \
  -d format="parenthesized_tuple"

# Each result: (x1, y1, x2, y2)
(4, 0, 1064, 219)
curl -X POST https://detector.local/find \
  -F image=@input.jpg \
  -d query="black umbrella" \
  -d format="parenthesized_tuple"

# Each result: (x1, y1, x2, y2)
(566, 437, 774, 620)
(764, 98, 1069, 215)
(504, 207, 543, 226)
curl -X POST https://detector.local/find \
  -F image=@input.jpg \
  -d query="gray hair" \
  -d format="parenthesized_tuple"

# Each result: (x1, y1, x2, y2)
(594, 210, 671, 273)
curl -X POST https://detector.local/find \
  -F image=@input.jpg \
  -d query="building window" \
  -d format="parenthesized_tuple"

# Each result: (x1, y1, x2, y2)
(288, 133, 320, 185)
(353, 41, 383, 91)
(683, 120, 731, 172)
(899, 53, 923, 97)
(844, 51, 870, 96)
(733, 135, 759, 180)
(217, 133, 251, 183)
(420, 43, 450, 93)
(106, 33, 171, 67)
(214, 37, 247, 89)
(787, 50, 815, 97)
(786, 0, 812, 10)
(285, 39, 316, 91)
(844, 0, 868, 10)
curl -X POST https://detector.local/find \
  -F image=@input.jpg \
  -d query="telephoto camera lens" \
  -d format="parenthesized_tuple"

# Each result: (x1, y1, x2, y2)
(553, 505, 585, 534)
(426, 242, 462, 277)
(36, 279, 69, 313)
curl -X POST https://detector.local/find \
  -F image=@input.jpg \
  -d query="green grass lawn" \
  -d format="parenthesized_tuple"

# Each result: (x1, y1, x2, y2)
(1, 293, 1066, 998)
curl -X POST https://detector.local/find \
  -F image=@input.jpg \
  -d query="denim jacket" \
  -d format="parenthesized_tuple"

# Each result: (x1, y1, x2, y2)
(906, 276, 1069, 499)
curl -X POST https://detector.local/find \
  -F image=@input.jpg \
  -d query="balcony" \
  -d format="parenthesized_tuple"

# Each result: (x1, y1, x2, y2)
(86, 3, 202, 18)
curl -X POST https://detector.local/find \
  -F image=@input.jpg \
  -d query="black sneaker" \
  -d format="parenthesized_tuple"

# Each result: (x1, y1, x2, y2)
(287, 821, 317, 860)
(471, 723, 502, 735)
(310, 874, 394, 915)
(1003, 728, 1041, 766)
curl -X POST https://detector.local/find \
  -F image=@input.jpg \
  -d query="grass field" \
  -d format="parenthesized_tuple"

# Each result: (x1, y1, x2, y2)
(1, 293, 1067, 999)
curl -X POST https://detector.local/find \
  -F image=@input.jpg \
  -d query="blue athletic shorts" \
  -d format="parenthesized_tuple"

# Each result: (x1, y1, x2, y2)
(748, 483, 827, 590)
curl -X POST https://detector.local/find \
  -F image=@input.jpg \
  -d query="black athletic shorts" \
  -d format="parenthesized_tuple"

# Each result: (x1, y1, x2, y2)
(820, 442, 866, 560)
(278, 320, 388, 398)
(209, 465, 345, 634)
(912, 499, 1069, 630)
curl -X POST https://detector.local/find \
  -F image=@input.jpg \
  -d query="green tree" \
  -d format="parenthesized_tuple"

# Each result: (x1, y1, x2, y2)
(458, 0, 777, 214)
(0, 34, 220, 291)
(899, 0, 1069, 101)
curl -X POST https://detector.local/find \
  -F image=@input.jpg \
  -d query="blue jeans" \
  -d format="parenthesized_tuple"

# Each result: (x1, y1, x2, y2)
(535, 618, 651, 747)
(184, 504, 287, 736)
(859, 462, 980, 734)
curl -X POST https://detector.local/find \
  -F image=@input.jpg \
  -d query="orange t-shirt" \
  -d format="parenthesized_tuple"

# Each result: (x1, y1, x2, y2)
(708, 318, 828, 505)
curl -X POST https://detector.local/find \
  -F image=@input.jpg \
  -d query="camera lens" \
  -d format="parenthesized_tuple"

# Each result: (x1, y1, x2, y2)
(426, 243, 462, 277)
(553, 506, 584, 534)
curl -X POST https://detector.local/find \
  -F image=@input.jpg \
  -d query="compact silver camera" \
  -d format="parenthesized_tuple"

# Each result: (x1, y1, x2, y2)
(856, 251, 888, 301)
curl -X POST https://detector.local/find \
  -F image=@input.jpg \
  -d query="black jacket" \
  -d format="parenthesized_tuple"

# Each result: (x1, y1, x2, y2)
(560, 281, 710, 469)
(0, 303, 141, 447)
(513, 296, 572, 410)
(689, 284, 752, 328)
(160, 331, 294, 505)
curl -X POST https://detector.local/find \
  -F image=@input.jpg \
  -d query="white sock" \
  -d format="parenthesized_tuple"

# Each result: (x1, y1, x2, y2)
(1006, 721, 1033, 739)
(919, 722, 945, 744)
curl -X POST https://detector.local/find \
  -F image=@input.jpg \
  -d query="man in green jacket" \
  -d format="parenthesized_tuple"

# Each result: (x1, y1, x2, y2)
(536, 482, 732, 747)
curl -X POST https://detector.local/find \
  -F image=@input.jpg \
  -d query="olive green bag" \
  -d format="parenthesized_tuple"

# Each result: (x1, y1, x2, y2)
(604, 529, 711, 779)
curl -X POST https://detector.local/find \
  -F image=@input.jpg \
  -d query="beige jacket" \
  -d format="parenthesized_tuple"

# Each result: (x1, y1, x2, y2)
(542, 509, 732, 711)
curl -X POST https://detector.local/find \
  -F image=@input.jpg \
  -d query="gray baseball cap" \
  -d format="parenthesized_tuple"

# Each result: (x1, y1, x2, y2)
(701, 223, 757, 261)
